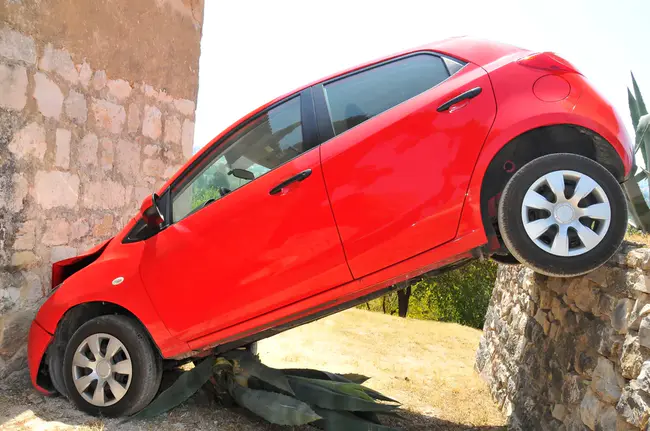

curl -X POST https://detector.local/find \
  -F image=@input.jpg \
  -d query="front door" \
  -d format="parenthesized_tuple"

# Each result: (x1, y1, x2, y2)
(140, 94, 352, 342)
(317, 54, 497, 278)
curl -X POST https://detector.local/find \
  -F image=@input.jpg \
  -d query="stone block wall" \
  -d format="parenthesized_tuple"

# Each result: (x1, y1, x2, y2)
(476, 243, 650, 430)
(0, 0, 203, 380)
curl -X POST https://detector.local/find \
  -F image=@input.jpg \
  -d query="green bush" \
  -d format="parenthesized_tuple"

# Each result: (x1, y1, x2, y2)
(363, 260, 497, 329)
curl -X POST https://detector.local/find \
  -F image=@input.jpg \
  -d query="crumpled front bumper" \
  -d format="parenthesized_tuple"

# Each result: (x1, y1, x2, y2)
(27, 319, 56, 395)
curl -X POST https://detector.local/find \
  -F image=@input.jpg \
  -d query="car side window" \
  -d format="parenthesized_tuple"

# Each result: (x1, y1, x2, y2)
(171, 96, 304, 222)
(323, 54, 450, 136)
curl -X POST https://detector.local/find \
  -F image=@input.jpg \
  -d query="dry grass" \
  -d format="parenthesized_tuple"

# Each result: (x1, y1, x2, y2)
(260, 309, 505, 429)
(0, 309, 505, 430)
(626, 229, 650, 246)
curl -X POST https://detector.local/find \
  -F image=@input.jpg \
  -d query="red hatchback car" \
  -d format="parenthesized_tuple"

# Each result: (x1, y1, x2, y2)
(29, 37, 633, 416)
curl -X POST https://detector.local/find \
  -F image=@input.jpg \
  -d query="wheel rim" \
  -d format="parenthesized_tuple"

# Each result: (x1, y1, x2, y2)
(72, 333, 132, 407)
(521, 170, 611, 257)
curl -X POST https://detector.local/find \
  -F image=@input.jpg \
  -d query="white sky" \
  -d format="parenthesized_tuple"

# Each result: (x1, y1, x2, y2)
(194, 0, 650, 154)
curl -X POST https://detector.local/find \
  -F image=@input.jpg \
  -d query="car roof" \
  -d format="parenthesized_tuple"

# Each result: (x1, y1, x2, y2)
(160, 37, 525, 194)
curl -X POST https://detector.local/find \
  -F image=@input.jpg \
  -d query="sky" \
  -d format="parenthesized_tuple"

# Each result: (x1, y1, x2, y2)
(193, 0, 650, 155)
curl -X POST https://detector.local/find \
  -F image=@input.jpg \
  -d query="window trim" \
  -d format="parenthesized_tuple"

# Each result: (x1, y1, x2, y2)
(164, 88, 319, 224)
(312, 51, 466, 144)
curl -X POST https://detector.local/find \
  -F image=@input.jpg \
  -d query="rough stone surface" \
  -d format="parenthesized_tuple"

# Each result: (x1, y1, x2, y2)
(0, 24, 198, 381)
(77, 133, 99, 166)
(127, 102, 140, 133)
(0, 27, 36, 65)
(92, 98, 126, 134)
(142, 104, 162, 139)
(54, 128, 71, 169)
(182, 118, 195, 158)
(33, 72, 64, 119)
(8, 122, 46, 161)
(64, 89, 87, 124)
(39, 44, 78, 84)
(164, 116, 182, 144)
(115, 139, 141, 179)
(82, 180, 127, 209)
(32, 171, 80, 209)
(0, 63, 27, 110)
(174, 98, 196, 116)
(476, 244, 650, 431)
(106, 79, 132, 101)
(41, 219, 71, 246)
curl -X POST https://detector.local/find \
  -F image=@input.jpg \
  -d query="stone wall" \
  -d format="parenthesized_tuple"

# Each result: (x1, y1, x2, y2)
(476, 243, 650, 430)
(0, 0, 203, 380)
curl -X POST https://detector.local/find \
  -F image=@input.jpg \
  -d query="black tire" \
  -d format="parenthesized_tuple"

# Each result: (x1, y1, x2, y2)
(62, 315, 162, 417)
(491, 253, 521, 266)
(47, 345, 68, 397)
(498, 153, 626, 277)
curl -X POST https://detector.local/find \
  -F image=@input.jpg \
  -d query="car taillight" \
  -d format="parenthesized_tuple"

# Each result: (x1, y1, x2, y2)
(517, 52, 581, 74)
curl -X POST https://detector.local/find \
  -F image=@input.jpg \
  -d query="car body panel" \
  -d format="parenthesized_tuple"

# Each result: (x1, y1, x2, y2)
(28, 37, 635, 395)
(34, 239, 190, 358)
(28, 319, 54, 395)
(320, 63, 497, 278)
(140, 147, 353, 343)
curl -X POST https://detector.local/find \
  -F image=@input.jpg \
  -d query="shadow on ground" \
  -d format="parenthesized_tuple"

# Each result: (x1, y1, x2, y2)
(0, 369, 505, 431)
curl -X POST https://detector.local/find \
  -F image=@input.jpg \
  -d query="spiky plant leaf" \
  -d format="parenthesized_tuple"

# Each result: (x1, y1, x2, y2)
(124, 357, 214, 422)
(630, 88, 641, 132)
(282, 368, 364, 383)
(632, 72, 648, 116)
(340, 373, 372, 384)
(222, 350, 294, 395)
(313, 408, 401, 431)
(291, 376, 399, 403)
(228, 382, 321, 425)
(287, 376, 399, 412)
(638, 114, 650, 168)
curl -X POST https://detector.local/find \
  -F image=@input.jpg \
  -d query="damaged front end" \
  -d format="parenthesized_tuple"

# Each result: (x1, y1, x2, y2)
(50, 238, 112, 292)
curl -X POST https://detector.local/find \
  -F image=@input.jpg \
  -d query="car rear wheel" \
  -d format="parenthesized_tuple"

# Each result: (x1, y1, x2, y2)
(62, 315, 162, 417)
(498, 153, 626, 277)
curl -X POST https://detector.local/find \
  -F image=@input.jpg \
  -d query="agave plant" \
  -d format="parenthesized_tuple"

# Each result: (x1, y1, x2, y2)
(126, 350, 402, 430)
(627, 72, 650, 232)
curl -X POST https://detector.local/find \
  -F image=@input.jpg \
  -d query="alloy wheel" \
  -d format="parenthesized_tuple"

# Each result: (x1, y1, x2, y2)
(71, 333, 133, 407)
(520, 170, 611, 257)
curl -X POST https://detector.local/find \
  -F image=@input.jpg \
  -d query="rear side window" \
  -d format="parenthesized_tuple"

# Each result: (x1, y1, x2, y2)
(324, 54, 450, 135)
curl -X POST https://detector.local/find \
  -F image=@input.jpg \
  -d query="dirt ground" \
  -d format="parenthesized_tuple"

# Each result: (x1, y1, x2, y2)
(0, 309, 506, 430)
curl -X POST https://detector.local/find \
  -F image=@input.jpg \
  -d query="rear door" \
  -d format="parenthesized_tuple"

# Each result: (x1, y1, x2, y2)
(316, 53, 497, 278)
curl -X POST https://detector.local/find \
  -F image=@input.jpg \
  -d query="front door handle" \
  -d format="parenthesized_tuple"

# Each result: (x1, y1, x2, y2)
(437, 87, 482, 112)
(269, 169, 312, 195)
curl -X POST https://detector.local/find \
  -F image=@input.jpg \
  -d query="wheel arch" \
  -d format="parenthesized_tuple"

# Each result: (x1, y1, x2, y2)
(477, 123, 625, 251)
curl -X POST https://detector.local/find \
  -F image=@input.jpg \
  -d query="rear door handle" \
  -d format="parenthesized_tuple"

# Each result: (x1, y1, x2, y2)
(269, 169, 312, 195)
(437, 87, 482, 112)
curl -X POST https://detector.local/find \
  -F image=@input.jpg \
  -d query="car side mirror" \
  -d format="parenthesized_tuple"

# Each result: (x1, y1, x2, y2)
(228, 168, 255, 181)
(140, 193, 164, 228)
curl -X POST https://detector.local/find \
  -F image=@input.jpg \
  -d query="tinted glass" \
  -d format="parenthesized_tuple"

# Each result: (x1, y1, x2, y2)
(172, 96, 303, 222)
(324, 54, 449, 135)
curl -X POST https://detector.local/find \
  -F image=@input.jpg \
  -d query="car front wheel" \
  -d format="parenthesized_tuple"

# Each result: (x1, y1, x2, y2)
(62, 315, 162, 417)
(498, 153, 627, 277)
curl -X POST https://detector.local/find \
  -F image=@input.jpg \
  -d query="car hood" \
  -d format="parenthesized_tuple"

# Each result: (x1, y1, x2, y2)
(51, 238, 113, 289)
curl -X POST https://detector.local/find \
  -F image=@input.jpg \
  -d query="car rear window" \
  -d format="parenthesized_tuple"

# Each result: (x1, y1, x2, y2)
(323, 54, 450, 136)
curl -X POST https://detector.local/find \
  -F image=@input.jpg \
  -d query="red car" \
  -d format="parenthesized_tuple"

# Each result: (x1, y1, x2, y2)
(29, 37, 633, 416)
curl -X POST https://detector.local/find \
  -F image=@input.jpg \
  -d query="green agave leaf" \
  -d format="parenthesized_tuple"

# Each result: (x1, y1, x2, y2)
(293, 376, 399, 403)
(340, 373, 371, 384)
(124, 357, 214, 422)
(222, 350, 294, 395)
(353, 411, 382, 424)
(630, 88, 641, 133)
(639, 114, 650, 173)
(632, 72, 648, 116)
(229, 383, 321, 425)
(288, 376, 399, 412)
(282, 368, 362, 383)
(313, 408, 401, 431)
